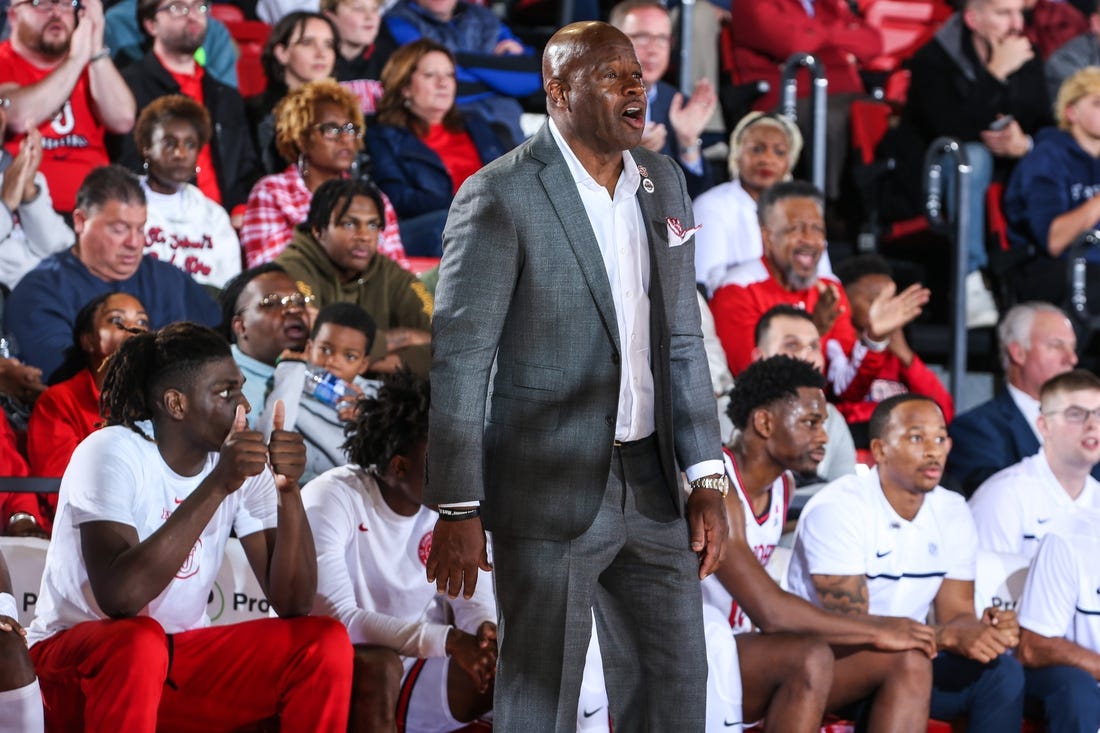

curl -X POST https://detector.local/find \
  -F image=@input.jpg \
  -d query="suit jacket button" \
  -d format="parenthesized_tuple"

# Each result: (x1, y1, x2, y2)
(611, 353, 620, 365)
(605, 416, 615, 426)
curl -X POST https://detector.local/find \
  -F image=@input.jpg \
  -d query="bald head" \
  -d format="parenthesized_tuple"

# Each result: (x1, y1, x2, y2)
(542, 21, 646, 157)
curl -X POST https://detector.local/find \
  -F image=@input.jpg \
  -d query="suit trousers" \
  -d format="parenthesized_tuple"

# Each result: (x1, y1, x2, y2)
(490, 435, 708, 733)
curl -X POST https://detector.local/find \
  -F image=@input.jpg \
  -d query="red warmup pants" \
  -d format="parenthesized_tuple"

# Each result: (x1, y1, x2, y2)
(29, 615, 353, 732)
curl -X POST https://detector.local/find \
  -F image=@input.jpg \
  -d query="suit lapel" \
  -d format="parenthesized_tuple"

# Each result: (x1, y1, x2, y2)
(531, 126, 622, 355)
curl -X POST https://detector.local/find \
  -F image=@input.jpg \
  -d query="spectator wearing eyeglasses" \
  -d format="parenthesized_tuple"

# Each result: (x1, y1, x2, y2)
(107, 0, 261, 227)
(3, 165, 220, 379)
(969, 369, 1100, 559)
(608, 0, 718, 199)
(0, 0, 136, 214)
(365, 39, 509, 258)
(277, 178, 431, 375)
(220, 263, 312, 427)
(247, 12, 339, 175)
(241, 79, 407, 269)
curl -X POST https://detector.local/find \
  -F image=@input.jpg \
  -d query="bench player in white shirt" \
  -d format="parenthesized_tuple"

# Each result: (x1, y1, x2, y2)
(1016, 506, 1100, 726)
(1015, 506, 1100, 732)
(701, 355, 935, 732)
(0, 549, 42, 733)
(789, 394, 1025, 733)
(969, 369, 1100, 560)
(302, 371, 497, 733)
(24, 322, 353, 732)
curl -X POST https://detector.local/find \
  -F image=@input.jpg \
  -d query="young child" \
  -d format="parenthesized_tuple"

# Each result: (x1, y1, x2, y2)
(261, 302, 380, 482)
(830, 255, 954, 445)
(302, 371, 497, 732)
(25, 322, 352, 731)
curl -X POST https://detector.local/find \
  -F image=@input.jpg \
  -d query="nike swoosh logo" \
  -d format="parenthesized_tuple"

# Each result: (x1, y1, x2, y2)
(723, 720, 742, 727)
(358, 523, 369, 532)
(582, 708, 603, 718)
(1037, 517, 1051, 524)
(875, 550, 892, 558)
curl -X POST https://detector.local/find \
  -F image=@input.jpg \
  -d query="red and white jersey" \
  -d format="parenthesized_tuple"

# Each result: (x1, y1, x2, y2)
(700, 447, 792, 633)
(1018, 507, 1100, 655)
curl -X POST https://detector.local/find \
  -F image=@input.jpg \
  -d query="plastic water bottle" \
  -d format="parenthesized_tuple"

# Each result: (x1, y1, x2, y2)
(302, 365, 351, 409)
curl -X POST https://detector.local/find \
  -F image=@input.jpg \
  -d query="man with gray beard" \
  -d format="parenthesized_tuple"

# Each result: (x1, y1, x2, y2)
(107, 0, 260, 214)
(708, 180, 930, 397)
(0, 0, 135, 214)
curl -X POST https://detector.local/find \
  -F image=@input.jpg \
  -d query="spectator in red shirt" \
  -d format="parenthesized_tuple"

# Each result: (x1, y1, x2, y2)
(0, 0, 136, 214)
(709, 181, 929, 396)
(832, 255, 955, 446)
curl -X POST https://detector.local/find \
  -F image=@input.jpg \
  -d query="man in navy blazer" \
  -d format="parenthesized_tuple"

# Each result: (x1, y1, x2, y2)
(946, 302, 1090, 495)
(610, 0, 716, 198)
(426, 21, 729, 732)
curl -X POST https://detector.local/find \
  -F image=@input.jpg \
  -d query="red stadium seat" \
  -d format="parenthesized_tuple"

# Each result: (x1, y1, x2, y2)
(224, 19, 270, 98)
(862, 0, 953, 71)
(209, 2, 244, 24)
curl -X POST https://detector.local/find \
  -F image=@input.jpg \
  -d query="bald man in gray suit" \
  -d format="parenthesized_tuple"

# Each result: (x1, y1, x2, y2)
(426, 21, 730, 733)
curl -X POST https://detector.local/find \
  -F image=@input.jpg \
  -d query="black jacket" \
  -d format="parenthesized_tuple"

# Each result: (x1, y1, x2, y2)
(108, 51, 262, 211)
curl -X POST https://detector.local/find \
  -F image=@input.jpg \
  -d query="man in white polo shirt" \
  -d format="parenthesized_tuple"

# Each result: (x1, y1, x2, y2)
(1016, 507, 1100, 732)
(969, 369, 1100, 559)
(788, 394, 1025, 732)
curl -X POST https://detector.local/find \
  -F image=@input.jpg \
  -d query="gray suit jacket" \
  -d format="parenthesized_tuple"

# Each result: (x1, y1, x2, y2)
(427, 123, 721, 541)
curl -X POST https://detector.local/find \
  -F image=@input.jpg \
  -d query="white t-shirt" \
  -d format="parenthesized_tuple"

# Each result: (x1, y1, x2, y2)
(141, 178, 243, 289)
(969, 450, 1100, 560)
(701, 447, 791, 633)
(787, 470, 978, 621)
(26, 425, 277, 645)
(302, 465, 495, 659)
(1018, 507, 1100, 654)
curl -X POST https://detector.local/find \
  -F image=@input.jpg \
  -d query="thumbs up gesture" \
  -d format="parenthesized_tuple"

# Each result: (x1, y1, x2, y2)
(212, 404, 269, 495)
(267, 399, 307, 492)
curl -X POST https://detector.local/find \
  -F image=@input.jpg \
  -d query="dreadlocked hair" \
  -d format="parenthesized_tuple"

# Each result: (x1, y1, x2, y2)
(100, 322, 232, 438)
(342, 369, 429, 470)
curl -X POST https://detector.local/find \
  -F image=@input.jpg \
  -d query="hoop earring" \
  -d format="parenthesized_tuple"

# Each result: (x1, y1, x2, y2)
(297, 153, 308, 177)
(142, 159, 149, 173)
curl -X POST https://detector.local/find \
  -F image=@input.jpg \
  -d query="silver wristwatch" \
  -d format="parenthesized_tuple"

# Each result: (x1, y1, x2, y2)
(689, 474, 730, 498)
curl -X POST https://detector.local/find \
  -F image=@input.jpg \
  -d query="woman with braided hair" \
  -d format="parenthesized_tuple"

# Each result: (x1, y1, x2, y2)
(24, 321, 353, 732)
(303, 370, 497, 733)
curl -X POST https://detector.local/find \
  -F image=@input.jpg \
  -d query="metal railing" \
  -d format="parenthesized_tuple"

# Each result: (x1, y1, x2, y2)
(923, 137, 970, 407)
(779, 53, 828, 193)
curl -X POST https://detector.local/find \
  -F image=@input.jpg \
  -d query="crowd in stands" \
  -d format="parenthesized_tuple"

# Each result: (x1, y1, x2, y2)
(4, 0, 1100, 729)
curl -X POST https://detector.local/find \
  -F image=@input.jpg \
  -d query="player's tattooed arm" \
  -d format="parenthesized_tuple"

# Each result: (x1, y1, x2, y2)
(811, 574, 870, 616)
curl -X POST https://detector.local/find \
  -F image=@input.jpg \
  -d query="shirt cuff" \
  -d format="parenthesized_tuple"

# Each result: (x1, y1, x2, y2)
(860, 331, 890, 352)
(685, 460, 724, 482)
(0, 592, 17, 620)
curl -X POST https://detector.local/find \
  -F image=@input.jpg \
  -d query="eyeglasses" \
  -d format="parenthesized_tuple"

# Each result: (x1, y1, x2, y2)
(237, 292, 315, 315)
(1044, 405, 1100, 424)
(155, 1, 209, 17)
(627, 32, 671, 48)
(314, 122, 363, 140)
(13, 0, 79, 13)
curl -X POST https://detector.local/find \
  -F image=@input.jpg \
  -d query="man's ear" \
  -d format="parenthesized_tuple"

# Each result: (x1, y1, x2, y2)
(389, 453, 408, 479)
(870, 437, 886, 465)
(751, 407, 772, 438)
(72, 208, 88, 236)
(141, 16, 158, 38)
(546, 77, 569, 111)
(1007, 340, 1027, 368)
(231, 313, 246, 342)
(163, 388, 187, 421)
